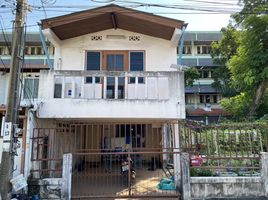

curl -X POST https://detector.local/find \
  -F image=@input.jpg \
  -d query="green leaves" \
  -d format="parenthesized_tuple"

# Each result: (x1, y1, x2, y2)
(211, 0, 268, 118)
(184, 67, 200, 87)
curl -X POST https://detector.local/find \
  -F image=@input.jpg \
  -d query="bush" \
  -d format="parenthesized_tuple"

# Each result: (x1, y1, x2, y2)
(190, 168, 213, 177)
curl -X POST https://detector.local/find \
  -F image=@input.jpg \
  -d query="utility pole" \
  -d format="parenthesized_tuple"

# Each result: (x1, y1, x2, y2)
(0, 0, 27, 199)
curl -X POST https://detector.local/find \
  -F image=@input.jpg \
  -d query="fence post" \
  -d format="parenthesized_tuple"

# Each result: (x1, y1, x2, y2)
(181, 152, 191, 200)
(261, 152, 268, 197)
(62, 153, 72, 200)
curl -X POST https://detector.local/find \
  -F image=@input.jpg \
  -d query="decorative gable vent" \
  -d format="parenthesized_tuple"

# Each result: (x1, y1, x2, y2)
(91, 35, 102, 41)
(129, 36, 140, 41)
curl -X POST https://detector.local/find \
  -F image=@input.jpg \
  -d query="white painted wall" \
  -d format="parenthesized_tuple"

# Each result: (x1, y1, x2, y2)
(37, 70, 185, 119)
(0, 73, 8, 105)
(51, 29, 177, 72)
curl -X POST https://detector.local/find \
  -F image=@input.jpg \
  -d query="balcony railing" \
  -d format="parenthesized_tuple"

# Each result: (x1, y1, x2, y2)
(50, 71, 174, 100)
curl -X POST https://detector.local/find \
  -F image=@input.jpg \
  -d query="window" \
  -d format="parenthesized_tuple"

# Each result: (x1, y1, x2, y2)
(0, 47, 4, 55)
(118, 77, 125, 99)
(86, 51, 101, 71)
(23, 78, 39, 99)
(37, 47, 44, 55)
(86, 51, 101, 83)
(107, 54, 124, 71)
(0, 46, 10, 55)
(197, 46, 201, 54)
(199, 70, 211, 78)
(213, 95, 218, 103)
(205, 95, 210, 103)
(203, 70, 209, 78)
(199, 95, 204, 103)
(130, 52, 144, 71)
(197, 45, 211, 54)
(182, 46, 192, 54)
(130, 51, 144, 83)
(107, 77, 115, 99)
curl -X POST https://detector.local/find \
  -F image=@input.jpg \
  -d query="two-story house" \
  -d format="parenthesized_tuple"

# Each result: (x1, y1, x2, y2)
(0, 4, 186, 198)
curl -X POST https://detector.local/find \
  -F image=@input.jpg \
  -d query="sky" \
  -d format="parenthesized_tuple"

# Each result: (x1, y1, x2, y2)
(0, 0, 242, 32)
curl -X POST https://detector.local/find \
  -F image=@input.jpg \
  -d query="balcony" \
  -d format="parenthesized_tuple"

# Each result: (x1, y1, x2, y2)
(37, 70, 185, 119)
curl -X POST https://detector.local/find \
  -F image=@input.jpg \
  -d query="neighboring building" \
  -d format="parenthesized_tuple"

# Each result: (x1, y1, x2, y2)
(0, 4, 186, 197)
(181, 31, 228, 123)
(0, 33, 52, 176)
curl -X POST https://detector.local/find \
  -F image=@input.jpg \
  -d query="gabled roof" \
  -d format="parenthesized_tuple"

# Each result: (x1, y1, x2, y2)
(41, 4, 185, 40)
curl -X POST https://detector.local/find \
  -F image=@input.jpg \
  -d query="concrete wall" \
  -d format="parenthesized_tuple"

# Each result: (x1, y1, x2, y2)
(190, 177, 264, 199)
(52, 29, 177, 72)
(180, 152, 268, 200)
(37, 70, 185, 119)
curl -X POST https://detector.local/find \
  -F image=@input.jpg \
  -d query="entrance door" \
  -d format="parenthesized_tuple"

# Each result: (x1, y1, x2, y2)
(103, 51, 128, 99)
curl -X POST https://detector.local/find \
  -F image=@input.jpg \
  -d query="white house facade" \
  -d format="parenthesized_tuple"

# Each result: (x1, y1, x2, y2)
(0, 4, 187, 198)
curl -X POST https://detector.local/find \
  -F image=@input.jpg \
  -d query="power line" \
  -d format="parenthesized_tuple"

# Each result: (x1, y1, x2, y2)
(40, 0, 48, 18)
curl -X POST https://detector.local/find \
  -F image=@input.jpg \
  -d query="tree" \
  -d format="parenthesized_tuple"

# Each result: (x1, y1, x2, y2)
(210, 0, 268, 118)
(184, 67, 200, 87)
(210, 25, 240, 97)
(229, 14, 268, 117)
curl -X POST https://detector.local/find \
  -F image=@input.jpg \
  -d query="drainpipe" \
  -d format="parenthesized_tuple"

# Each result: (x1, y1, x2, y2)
(38, 25, 53, 70)
(178, 24, 188, 65)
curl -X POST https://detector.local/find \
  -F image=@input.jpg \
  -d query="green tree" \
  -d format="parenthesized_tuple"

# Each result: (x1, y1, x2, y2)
(184, 67, 200, 87)
(210, 0, 268, 118)
(229, 14, 268, 117)
(210, 25, 240, 97)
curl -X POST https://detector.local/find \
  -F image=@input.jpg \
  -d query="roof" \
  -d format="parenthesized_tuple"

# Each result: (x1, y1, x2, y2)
(184, 31, 222, 42)
(185, 85, 219, 94)
(41, 4, 185, 40)
(0, 33, 48, 45)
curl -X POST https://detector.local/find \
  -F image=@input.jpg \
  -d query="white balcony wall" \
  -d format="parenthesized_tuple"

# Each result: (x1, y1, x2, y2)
(52, 29, 177, 72)
(37, 70, 185, 119)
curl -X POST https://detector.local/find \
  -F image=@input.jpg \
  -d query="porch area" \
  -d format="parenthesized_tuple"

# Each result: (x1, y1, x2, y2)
(30, 121, 181, 199)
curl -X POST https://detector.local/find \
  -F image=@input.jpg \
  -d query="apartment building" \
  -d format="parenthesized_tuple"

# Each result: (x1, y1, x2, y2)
(181, 31, 228, 123)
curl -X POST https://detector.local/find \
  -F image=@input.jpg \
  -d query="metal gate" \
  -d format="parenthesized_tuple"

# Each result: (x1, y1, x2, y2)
(71, 151, 181, 199)
(70, 122, 181, 199)
(31, 122, 182, 199)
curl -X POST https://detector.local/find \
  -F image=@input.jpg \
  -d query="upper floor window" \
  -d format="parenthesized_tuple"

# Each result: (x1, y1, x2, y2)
(85, 51, 101, 83)
(199, 94, 220, 104)
(0, 46, 9, 55)
(130, 52, 144, 71)
(199, 70, 212, 78)
(24, 46, 45, 55)
(23, 78, 39, 99)
(0, 47, 4, 55)
(182, 46, 192, 54)
(107, 54, 124, 71)
(197, 45, 211, 55)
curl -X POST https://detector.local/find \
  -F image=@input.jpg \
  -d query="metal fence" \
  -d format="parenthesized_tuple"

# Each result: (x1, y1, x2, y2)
(71, 151, 181, 199)
(178, 120, 268, 176)
(30, 122, 178, 179)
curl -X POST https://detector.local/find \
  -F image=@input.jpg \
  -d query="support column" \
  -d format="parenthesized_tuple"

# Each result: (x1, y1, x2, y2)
(261, 152, 268, 197)
(62, 153, 72, 200)
(181, 152, 191, 200)
(173, 123, 181, 189)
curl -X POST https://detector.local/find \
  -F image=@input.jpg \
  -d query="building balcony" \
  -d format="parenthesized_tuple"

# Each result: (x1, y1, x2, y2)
(37, 70, 185, 119)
